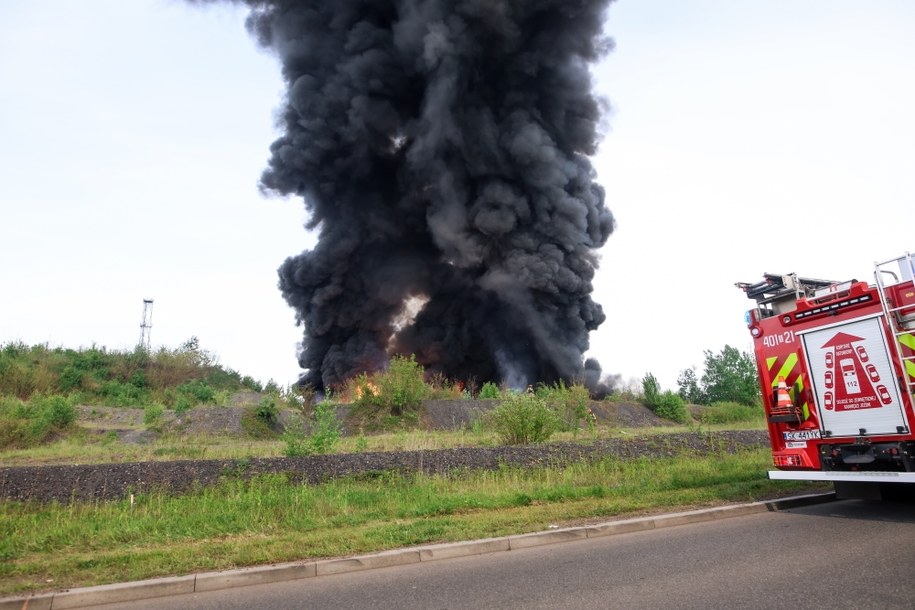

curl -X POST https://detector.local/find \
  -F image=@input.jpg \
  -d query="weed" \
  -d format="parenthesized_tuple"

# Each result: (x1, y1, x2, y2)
(354, 434, 368, 453)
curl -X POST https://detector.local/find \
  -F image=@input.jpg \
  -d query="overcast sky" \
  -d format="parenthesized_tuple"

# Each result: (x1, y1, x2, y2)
(2, 1, 913, 391)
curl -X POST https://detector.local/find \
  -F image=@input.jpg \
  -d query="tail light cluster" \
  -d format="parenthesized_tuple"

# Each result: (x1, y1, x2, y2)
(773, 454, 802, 467)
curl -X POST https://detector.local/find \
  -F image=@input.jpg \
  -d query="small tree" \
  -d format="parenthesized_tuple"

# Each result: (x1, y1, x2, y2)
(676, 367, 705, 405)
(700, 345, 760, 406)
(641, 373, 661, 406)
(641, 373, 689, 423)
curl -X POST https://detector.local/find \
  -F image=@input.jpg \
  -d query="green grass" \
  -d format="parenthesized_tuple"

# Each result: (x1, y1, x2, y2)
(0, 447, 828, 597)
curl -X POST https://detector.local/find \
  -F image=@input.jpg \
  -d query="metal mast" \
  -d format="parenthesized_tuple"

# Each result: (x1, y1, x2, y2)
(139, 299, 154, 351)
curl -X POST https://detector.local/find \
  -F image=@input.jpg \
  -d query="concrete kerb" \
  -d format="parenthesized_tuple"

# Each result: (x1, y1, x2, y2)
(0, 492, 836, 610)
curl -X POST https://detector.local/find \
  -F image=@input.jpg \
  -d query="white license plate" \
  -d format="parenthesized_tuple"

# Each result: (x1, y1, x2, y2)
(783, 430, 821, 441)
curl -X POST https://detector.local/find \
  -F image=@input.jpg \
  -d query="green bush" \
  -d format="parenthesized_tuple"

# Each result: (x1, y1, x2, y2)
(0, 341, 268, 407)
(307, 401, 342, 454)
(535, 380, 590, 432)
(0, 394, 76, 449)
(143, 404, 164, 426)
(282, 414, 311, 457)
(100, 379, 148, 407)
(489, 393, 560, 445)
(479, 382, 501, 399)
(652, 390, 690, 423)
(240, 375, 262, 392)
(699, 401, 764, 424)
(177, 379, 216, 404)
(35, 394, 76, 428)
(0, 416, 31, 449)
(376, 354, 428, 416)
(173, 394, 192, 415)
(282, 400, 342, 456)
(241, 405, 277, 439)
(256, 397, 278, 423)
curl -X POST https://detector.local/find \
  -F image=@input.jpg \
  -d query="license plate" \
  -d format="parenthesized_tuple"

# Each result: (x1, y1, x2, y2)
(783, 430, 821, 441)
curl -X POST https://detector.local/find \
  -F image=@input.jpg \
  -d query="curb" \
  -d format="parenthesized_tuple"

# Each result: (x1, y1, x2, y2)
(0, 492, 836, 609)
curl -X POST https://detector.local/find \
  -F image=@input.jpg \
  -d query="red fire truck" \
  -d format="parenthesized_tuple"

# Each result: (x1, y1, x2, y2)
(737, 252, 915, 499)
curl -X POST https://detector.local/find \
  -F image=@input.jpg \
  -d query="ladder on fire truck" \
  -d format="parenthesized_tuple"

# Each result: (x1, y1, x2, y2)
(874, 252, 915, 399)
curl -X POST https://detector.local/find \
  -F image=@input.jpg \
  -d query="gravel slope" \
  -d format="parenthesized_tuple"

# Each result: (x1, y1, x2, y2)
(0, 430, 769, 503)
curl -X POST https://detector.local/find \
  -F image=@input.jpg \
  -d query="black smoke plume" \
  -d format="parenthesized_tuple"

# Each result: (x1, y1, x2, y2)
(213, 0, 617, 393)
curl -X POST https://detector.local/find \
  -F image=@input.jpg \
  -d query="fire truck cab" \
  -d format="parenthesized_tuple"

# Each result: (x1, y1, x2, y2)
(737, 252, 915, 499)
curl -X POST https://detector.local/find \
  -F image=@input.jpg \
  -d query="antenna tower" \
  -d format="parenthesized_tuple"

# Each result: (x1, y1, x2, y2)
(139, 299, 154, 351)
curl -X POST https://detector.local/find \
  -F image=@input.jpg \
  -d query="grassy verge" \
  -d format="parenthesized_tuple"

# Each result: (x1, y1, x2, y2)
(0, 447, 828, 597)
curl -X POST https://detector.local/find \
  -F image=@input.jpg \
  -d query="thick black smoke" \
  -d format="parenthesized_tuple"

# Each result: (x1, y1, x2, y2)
(221, 0, 617, 393)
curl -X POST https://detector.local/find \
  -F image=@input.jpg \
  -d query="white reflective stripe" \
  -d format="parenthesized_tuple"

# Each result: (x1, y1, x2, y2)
(769, 470, 915, 483)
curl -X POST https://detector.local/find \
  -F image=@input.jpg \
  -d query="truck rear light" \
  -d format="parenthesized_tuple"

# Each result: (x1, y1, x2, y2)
(774, 454, 802, 467)
(750, 326, 762, 337)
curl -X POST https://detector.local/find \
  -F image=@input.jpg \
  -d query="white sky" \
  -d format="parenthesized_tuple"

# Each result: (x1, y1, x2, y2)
(2, 1, 913, 392)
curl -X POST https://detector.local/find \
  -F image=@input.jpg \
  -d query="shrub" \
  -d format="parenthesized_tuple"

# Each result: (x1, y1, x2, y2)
(282, 400, 342, 456)
(36, 394, 76, 428)
(377, 354, 428, 416)
(241, 375, 262, 392)
(0, 394, 76, 449)
(0, 416, 31, 449)
(479, 381, 501, 399)
(143, 403, 164, 426)
(535, 380, 590, 432)
(651, 390, 690, 424)
(241, 405, 277, 439)
(307, 400, 342, 454)
(489, 393, 560, 445)
(173, 394, 192, 415)
(99, 379, 148, 407)
(177, 379, 216, 404)
(282, 414, 311, 457)
(256, 397, 278, 423)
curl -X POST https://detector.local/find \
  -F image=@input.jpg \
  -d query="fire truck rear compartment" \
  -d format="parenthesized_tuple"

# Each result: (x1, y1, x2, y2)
(819, 441, 915, 472)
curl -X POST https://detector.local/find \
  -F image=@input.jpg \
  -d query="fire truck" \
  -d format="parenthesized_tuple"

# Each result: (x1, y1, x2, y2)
(737, 252, 915, 499)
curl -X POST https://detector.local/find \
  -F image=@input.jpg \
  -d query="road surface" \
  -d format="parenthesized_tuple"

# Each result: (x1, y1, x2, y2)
(100, 499, 915, 610)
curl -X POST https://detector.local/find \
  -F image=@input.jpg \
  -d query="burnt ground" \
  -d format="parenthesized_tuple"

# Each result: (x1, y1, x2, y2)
(0, 400, 769, 503)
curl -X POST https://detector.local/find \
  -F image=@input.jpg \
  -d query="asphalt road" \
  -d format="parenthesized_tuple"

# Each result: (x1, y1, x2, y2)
(100, 499, 915, 610)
